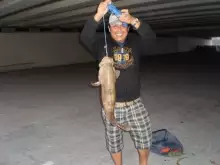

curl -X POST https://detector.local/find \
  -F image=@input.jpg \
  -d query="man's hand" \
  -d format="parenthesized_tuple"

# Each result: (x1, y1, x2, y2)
(119, 9, 140, 29)
(119, 9, 134, 24)
(94, 0, 111, 22)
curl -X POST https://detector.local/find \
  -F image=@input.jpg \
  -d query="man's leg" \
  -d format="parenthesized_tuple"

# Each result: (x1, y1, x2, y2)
(101, 108, 124, 165)
(137, 149, 150, 165)
(127, 98, 152, 165)
(111, 152, 122, 165)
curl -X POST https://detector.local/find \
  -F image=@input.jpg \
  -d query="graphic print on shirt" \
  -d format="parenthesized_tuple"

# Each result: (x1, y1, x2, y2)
(112, 46, 134, 69)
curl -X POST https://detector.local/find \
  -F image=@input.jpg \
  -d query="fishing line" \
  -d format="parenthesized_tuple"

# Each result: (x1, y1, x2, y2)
(103, 15, 108, 56)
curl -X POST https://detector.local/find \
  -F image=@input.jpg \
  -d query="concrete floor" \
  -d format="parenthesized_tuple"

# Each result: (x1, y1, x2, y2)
(0, 50, 220, 165)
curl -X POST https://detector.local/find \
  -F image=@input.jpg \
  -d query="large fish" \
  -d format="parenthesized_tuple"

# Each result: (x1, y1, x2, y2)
(91, 56, 130, 131)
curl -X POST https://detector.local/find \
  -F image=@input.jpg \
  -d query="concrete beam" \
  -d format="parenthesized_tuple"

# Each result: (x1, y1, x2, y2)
(142, 14, 220, 24)
(0, 0, 102, 25)
(3, 0, 217, 26)
(11, 5, 99, 27)
(39, 12, 220, 27)
(1, 0, 158, 26)
(29, 28, 41, 32)
(1, 27, 16, 32)
(148, 17, 220, 28)
(0, 0, 53, 17)
(156, 25, 220, 33)
(128, 0, 220, 14)
(7, 0, 159, 26)
(135, 5, 220, 19)
(59, 18, 220, 29)
(17, 0, 220, 27)
(140, 10, 220, 22)
(38, 16, 91, 27)
(11, 2, 220, 27)
(55, 10, 220, 29)
(60, 23, 85, 28)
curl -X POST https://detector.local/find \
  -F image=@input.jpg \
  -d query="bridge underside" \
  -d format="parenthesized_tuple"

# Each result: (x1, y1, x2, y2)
(0, 0, 220, 38)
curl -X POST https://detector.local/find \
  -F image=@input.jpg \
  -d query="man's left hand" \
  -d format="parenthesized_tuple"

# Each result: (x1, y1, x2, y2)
(119, 9, 136, 25)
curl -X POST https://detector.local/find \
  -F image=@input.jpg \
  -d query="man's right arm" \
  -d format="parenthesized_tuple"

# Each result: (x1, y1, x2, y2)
(80, 0, 110, 59)
(80, 16, 100, 59)
(80, 17, 99, 59)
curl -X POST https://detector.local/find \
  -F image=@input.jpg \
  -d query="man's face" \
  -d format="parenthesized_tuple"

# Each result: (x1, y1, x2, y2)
(109, 24, 129, 43)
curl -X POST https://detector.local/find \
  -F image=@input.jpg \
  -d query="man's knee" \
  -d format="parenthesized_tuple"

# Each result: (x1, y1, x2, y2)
(108, 147, 123, 154)
(138, 148, 150, 156)
(105, 135, 124, 153)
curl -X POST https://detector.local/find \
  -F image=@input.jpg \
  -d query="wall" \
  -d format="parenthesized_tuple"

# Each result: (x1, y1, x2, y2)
(0, 32, 94, 72)
(152, 37, 210, 55)
(178, 37, 212, 52)
(150, 37, 178, 55)
(0, 32, 210, 72)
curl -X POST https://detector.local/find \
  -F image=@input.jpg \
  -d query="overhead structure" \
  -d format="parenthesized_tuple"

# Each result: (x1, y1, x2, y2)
(0, 0, 220, 38)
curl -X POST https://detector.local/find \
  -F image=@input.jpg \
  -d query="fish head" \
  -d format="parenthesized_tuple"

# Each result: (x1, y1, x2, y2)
(99, 56, 115, 68)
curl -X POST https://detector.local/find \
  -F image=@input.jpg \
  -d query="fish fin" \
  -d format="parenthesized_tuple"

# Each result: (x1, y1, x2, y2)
(91, 81, 101, 86)
(115, 70, 120, 79)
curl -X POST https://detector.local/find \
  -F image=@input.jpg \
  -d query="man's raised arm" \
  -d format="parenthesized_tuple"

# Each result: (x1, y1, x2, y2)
(80, 0, 110, 59)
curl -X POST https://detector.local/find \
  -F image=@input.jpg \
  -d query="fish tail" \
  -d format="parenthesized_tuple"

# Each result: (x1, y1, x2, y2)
(116, 123, 131, 132)
(105, 112, 131, 131)
(110, 119, 131, 132)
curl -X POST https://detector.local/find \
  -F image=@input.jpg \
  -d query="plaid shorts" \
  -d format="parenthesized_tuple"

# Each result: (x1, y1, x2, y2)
(101, 97, 152, 153)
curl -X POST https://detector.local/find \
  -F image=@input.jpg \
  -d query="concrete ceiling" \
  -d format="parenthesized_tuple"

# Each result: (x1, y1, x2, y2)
(0, 0, 220, 38)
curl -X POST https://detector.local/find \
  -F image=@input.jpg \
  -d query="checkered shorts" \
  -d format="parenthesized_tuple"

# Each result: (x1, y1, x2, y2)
(101, 97, 152, 153)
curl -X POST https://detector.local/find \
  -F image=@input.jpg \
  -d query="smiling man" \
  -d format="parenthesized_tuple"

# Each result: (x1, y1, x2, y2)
(108, 12, 130, 42)
(80, 0, 156, 165)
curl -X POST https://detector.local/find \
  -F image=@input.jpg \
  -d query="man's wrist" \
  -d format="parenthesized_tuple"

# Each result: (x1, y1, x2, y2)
(130, 17, 140, 29)
(94, 13, 103, 22)
(130, 17, 136, 24)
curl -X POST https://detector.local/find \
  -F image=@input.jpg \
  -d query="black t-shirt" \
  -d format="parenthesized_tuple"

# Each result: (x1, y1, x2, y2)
(80, 17, 156, 102)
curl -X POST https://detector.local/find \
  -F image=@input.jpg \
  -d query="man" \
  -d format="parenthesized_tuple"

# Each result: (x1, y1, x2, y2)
(80, 0, 156, 165)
